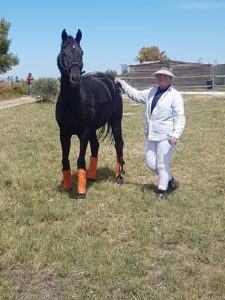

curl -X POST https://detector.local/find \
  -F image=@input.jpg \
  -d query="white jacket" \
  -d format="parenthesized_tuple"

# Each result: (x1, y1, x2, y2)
(120, 81, 185, 141)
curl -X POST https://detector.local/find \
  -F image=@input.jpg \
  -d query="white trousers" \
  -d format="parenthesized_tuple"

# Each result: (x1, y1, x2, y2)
(145, 139, 176, 191)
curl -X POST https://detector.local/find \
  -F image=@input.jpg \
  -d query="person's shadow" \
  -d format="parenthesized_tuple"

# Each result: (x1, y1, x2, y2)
(127, 180, 157, 194)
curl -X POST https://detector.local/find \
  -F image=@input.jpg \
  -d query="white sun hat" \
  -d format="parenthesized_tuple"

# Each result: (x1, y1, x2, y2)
(154, 67, 174, 77)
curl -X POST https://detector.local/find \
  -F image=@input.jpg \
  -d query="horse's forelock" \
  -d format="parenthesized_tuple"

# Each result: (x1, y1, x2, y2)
(61, 36, 77, 48)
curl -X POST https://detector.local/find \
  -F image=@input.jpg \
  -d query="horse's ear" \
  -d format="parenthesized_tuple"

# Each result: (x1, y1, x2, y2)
(62, 29, 67, 42)
(75, 29, 82, 44)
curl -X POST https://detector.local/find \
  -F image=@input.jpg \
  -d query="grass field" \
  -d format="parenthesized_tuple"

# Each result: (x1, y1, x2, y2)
(0, 95, 225, 299)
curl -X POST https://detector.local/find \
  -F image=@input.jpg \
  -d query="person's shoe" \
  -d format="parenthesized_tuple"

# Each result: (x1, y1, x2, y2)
(156, 189, 167, 200)
(167, 177, 179, 194)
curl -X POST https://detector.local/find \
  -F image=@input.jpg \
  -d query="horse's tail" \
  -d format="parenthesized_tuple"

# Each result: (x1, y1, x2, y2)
(97, 123, 113, 142)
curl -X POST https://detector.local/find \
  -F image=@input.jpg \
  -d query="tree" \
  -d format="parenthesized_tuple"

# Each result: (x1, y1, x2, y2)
(0, 18, 19, 74)
(120, 64, 129, 77)
(135, 46, 169, 63)
(105, 69, 118, 77)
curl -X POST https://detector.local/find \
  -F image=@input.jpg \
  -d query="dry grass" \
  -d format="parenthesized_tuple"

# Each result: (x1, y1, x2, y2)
(0, 95, 225, 299)
(0, 82, 27, 100)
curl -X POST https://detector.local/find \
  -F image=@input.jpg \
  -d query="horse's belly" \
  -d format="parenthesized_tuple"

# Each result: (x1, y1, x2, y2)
(94, 103, 112, 128)
(56, 113, 85, 134)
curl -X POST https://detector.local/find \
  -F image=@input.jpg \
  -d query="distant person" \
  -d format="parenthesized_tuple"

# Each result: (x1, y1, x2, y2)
(114, 67, 185, 199)
(26, 72, 34, 95)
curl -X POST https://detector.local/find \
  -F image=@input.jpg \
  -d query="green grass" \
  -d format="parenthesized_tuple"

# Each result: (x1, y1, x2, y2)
(0, 96, 225, 299)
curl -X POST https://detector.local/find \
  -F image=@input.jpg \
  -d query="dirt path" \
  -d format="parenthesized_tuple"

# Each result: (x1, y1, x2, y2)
(0, 91, 224, 111)
(181, 91, 225, 96)
(0, 96, 37, 110)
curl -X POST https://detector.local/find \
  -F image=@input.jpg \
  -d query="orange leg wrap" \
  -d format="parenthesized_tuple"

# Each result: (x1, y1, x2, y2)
(62, 170, 73, 190)
(87, 156, 98, 180)
(116, 157, 125, 179)
(77, 169, 87, 195)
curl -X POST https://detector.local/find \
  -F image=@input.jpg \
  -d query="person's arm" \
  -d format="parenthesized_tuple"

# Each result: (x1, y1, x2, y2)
(114, 78, 149, 104)
(171, 92, 185, 143)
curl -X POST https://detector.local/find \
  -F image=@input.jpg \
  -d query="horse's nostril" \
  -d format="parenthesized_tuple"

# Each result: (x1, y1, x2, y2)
(72, 76, 80, 82)
(70, 75, 81, 87)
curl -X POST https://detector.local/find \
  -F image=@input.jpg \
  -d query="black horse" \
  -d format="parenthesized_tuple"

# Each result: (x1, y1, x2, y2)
(56, 29, 125, 200)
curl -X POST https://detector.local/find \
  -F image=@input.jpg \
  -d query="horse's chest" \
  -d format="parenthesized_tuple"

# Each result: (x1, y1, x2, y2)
(62, 110, 83, 127)
(56, 102, 84, 131)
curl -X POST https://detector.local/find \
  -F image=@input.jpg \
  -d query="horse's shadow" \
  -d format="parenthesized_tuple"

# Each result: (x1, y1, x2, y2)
(57, 167, 158, 199)
(57, 167, 116, 199)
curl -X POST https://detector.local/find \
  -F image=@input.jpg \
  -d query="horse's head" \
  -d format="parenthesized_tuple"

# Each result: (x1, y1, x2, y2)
(58, 29, 83, 87)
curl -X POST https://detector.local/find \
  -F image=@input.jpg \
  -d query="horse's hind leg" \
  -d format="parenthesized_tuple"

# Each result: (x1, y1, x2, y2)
(60, 130, 72, 190)
(111, 117, 125, 184)
(87, 131, 99, 181)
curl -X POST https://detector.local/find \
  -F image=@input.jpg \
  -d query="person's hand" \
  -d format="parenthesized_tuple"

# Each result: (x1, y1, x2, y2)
(114, 77, 123, 85)
(169, 136, 178, 144)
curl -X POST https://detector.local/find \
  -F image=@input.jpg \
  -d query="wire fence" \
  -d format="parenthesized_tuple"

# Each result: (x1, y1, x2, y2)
(0, 76, 10, 83)
(0, 76, 24, 84)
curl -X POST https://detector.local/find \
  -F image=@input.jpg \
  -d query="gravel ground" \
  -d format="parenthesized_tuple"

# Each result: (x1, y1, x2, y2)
(0, 96, 38, 110)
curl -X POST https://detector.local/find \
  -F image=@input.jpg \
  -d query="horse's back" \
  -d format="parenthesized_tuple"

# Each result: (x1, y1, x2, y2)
(80, 72, 123, 129)
(82, 71, 122, 110)
(82, 72, 117, 95)
(82, 71, 114, 82)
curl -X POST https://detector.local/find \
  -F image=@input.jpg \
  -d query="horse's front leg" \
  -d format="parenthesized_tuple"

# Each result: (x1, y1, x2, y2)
(77, 129, 90, 200)
(87, 131, 99, 181)
(60, 130, 72, 190)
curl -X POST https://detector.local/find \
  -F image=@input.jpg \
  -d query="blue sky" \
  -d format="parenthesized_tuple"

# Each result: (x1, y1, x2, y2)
(2, 0, 225, 80)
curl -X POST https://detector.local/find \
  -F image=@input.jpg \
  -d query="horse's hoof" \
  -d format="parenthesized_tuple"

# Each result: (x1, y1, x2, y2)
(77, 194, 86, 201)
(115, 177, 124, 185)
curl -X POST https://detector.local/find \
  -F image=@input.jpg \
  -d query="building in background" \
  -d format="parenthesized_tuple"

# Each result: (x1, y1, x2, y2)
(122, 60, 225, 91)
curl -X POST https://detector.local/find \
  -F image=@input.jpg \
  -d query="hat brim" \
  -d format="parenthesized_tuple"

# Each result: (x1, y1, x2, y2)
(154, 70, 174, 77)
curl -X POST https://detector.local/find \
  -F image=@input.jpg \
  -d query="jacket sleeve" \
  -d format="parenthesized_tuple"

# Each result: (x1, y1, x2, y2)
(120, 80, 150, 104)
(172, 92, 186, 139)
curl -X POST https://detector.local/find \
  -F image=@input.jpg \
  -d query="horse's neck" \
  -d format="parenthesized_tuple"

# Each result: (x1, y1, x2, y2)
(60, 76, 80, 99)
(60, 73, 70, 86)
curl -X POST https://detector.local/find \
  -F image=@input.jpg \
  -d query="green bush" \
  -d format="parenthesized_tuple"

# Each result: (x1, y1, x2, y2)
(33, 78, 59, 101)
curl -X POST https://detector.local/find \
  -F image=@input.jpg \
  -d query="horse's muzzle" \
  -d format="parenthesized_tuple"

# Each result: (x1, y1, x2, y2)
(70, 75, 81, 87)
(69, 65, 82, 87)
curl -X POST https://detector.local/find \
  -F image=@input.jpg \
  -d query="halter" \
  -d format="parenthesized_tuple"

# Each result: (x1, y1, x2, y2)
(58, 53, 83, 74)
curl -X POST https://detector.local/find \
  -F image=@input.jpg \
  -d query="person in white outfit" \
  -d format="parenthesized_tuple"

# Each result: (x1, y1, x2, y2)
(114, 67, 185, 199)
